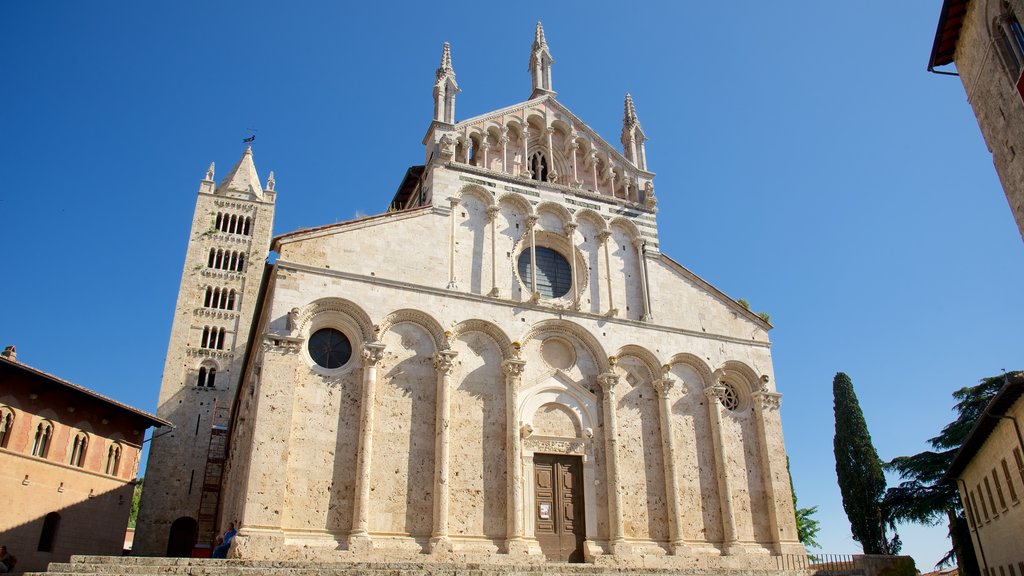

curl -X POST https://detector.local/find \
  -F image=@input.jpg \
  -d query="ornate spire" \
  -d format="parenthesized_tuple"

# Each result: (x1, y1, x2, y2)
(529, 21, 555, 97)
(623, 93, 640, 128)
(433, 42, 460, 124)
(204, 162, 215, 182)
(621, 94, 648, 170)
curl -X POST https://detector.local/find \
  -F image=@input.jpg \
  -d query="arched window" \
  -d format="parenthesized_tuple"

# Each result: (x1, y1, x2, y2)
(227, 290, 236, 310)
(0, 407, 13, 448)
(201, 326, 211, 348)
(995, 3, 1024, 79)
(207, 366, 217, 387)
(217, 328, 226, 350)
(237, 253, 245, 271)
(105, 444, 122, 476)
(69, 432, 88, 467)
(38, 512, 60, 552)
(243, 217, 252, 236)
(208, 249, 216, 268)
(32, 421, 53, 458)
(197, 365, 217, 388)
(215, 249, 224, 269)
(530, 151, 548, 182)
(215, 213, 223, 231)
(230, 215, 238, 234)
(204, 287, 213, 307)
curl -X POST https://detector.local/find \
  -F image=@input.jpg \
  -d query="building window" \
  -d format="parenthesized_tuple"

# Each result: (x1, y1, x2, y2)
(518, 247, 571, 299)
(105, 444, 122, 476)
(964, 489, 977, 529)
(200, 326, 226, 350)
(32, 421, 53, 458)
(995, 4, 1024, 79)
(530, 151, 549, 182)
(215, 212, 253, 236)
(207, 249, 246, 272)
(1014, 447, 1024, 487)
(0, 407, 13, 448)
(69, 432, 88, 468)
(37, 512, 60, 552)
(308, 328, 352, 369)
(984, 477, 998, 516)
(1001, 458, 1018, 502)
(204, 287, 237, 310)
(993, 468, 1008, 509)
(972, 488, 987, 522)
(197, 365, 217, 388)
(718, 382, 740, 411)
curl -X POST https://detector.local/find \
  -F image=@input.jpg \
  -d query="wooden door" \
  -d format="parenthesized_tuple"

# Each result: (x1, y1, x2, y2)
(534, 454, 585, 562)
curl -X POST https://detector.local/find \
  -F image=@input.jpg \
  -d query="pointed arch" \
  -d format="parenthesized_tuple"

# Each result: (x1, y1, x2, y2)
(378, 308, 446, 352)
(449, 318, 513, 360)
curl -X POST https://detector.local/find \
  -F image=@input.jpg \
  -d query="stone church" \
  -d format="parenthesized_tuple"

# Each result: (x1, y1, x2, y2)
(135, 23, 805, 567)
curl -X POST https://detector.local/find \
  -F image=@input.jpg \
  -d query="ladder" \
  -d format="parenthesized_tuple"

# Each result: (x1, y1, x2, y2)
(195, 400, 230, 553)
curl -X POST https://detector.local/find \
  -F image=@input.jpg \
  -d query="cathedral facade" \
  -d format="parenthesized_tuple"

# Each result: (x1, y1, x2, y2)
(136, 24, 804, 567)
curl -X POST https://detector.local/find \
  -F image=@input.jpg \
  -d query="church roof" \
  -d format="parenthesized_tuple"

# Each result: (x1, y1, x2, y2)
(216, 146, 264, 197)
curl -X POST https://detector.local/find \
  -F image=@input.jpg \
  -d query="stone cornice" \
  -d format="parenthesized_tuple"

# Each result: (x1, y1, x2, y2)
(275, 259, 771, 349)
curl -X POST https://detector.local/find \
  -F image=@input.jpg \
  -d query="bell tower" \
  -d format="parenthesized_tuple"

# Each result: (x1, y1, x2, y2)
(134, 147, 277, 555)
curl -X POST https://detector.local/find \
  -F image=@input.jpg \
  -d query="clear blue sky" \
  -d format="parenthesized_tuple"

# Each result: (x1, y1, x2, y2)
(2, 2, 1020, 569)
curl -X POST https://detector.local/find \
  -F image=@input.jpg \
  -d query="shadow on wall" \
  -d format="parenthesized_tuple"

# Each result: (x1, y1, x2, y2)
(0, 481, 135, 573)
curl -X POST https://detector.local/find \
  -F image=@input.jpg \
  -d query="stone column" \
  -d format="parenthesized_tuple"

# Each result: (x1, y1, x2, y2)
(487, 205, 501, 297)
(480, 140, 490, 171)
(348, 342, 387, 552)
(634, 238, 652, 322)
(590, 153, 599, 194)
(527, 215, 539, 299)
(430, 349, 459, 553)
(564, 222, 579, 309)
(544, 126, 555, 181)
(608, 166, 617, 198)
(705, 384, 738, 555)
(596, 370, 626, 554)
(447, 197, 459, 290)
(569, 133, 580, 186)
(598, 231, 617, 316)
(752, 388, 785, 554)
(503, 356, 528, 554)
(653, 372, 686, 555)
(500, 126, 510, 175)
(521, 126, 531, 178)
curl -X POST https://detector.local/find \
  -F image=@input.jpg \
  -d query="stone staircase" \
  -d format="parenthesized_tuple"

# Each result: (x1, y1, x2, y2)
(26, 555, 816, 576)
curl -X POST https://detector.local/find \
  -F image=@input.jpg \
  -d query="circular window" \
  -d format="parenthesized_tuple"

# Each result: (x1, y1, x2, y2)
(308, 328, 352, 369)
(720, 383, 740, 411)
(518, 247, 571, 299)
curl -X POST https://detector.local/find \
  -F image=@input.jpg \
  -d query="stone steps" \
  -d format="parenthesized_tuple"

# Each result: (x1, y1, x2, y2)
(24, 556, 814, 576)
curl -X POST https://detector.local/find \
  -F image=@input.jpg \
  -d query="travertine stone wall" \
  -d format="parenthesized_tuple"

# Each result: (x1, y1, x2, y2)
(954, 0, 1024, 242)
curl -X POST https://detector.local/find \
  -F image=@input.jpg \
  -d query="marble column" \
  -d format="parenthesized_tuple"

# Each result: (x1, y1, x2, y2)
(527, 216, 539, 300)
(446, 197, 459, 290)
(598, 231, 617, 316)
(596, 370, 626, 554)
(487, 205, 501, 297)
(653, 372, 686, 554)
(503, 357, 528, 554)
(705, 383, 738, 554)
(634, 238, 652, 322)
(753, 388, 785, 554)
(348, 342, 387, 552)
(430, 349, 458, 553)
(565, 222, 579, 309)
(521, 126, 531, 178)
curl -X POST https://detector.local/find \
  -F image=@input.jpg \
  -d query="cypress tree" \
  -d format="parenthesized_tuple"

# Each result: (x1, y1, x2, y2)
(833, 372, 888, 554)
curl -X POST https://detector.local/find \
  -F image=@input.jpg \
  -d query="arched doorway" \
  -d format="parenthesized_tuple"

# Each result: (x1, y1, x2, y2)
(166, 516, 197, 557)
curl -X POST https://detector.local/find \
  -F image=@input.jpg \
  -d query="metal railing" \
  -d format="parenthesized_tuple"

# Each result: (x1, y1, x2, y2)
(777, 553, 859, 574)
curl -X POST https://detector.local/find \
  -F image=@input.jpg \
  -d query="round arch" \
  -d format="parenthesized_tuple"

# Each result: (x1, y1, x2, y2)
(520, 319, 610, 374)
(378, 308, 447, 352)
(449, 319, 514, 360)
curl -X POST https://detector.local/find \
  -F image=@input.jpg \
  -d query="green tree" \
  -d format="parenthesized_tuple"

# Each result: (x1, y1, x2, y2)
(129, 477, 143, 529)
(883, 374, 1007, 575)
(787, 457, 821, 548)
(833, 372, 893, 554)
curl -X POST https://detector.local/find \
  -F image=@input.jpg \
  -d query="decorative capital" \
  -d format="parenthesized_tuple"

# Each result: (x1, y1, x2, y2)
(652, 378, 674, 398)
(752, 391, 782, 411)
(502, 358, 526, 377)
(433, 350, 458, 374)
(564, 222, 577, 236)
(596, 372, 619, 395)
(525, 215, 538, 229)
(704, 384, 727, 404)
(520, 422, 534, 438)
(486, 205, 501, 221)
(597, 230, 612, 243)
(361, 343, 386, 366)
(448, 196, 461, 208)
